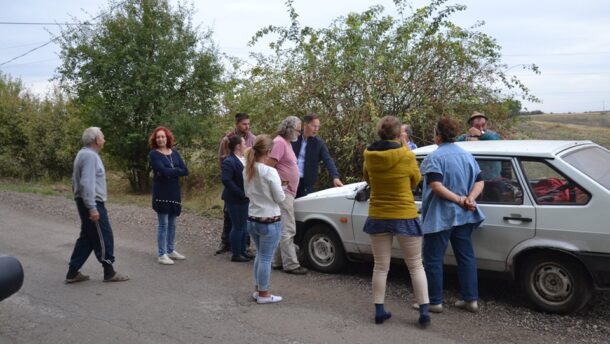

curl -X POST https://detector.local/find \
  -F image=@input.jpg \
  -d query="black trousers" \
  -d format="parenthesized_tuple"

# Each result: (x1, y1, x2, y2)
(68, 198, 115, 270)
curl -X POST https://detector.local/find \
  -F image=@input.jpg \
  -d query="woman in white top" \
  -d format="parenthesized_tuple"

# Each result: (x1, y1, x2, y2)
(243, 135, 286, 304)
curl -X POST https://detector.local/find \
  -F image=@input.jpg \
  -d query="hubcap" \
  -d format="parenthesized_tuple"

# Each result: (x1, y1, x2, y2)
(309, 234, 335, 267)
(533, 264, 572, 304)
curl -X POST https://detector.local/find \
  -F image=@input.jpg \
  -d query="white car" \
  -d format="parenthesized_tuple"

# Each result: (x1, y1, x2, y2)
(294, 140, 610, 314)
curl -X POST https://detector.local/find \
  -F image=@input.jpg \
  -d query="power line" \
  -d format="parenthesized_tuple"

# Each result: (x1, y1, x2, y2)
(0, 41, 54, 67)
(0, 0, 128, 67)
(0, 22, 88, 26)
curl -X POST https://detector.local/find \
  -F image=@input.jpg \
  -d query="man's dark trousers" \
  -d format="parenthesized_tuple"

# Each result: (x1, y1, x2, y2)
(68, 198, 115, 271)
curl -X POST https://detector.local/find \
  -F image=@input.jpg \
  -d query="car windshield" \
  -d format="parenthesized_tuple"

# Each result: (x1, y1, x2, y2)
(562, 146, 610, 191)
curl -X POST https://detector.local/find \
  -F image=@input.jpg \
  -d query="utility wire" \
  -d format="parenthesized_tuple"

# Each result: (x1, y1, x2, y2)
(0, 22, 87, 26)
(0, 0, 128, 67)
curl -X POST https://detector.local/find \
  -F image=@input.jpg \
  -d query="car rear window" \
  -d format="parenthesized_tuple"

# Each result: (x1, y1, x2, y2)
(562, 146, 610, 191)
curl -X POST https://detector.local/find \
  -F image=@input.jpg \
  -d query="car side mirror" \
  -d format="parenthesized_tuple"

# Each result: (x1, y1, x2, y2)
(355, 185, 370, 202)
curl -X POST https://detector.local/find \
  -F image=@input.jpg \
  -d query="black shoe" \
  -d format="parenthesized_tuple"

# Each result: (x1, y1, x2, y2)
(215, 242, 231, 255)
(284, 266, 309, 275)
(231, 255, 250, 262)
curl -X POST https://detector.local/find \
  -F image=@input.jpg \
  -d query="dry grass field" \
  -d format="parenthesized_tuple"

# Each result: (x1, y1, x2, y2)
(512, 112, 610, 148)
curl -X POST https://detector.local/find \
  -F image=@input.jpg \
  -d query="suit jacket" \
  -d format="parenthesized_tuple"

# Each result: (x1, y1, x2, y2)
(291, 135, 340, 192)
(221, 154, 248, 204)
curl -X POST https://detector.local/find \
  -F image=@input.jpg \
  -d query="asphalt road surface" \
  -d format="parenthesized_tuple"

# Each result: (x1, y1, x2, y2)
(0, 191, 608, 343)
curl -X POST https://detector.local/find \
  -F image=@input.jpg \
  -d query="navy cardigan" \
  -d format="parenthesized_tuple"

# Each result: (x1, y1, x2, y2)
(291, 135, 340, 192)
(221, 154, 248, 204)
(149, 149, 189, 215)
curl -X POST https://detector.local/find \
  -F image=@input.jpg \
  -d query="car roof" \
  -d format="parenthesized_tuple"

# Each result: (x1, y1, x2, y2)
(413, 140, 595, 158)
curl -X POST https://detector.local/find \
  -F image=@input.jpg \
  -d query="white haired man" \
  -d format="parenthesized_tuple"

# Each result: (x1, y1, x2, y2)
(266, 116, 308, 275)
(65, 127, 129, 283)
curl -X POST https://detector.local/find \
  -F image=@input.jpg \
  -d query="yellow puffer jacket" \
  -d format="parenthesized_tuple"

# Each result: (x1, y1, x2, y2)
(363, 140, 421, 220)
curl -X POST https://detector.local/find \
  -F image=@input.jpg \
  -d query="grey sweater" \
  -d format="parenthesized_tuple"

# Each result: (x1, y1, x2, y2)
(72, 147, 107, 213)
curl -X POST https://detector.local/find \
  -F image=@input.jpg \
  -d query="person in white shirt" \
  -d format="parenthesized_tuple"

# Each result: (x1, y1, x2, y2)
(243, 135, 286, 304)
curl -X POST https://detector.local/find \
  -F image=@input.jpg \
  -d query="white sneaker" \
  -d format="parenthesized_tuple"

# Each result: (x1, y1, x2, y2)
(158, 254, 174, 265)
(168, 251, 186, 260)
(257, 294, 282, 304)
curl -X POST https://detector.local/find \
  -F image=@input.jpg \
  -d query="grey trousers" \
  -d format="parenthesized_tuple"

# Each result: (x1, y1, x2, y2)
(273, 194, 300, 270)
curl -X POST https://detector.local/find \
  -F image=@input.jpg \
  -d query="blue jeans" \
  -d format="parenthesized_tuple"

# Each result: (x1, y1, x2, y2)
(423, 223, 478, 305)
(247, 220, 281, 292)
(69, 198, 115, 270)
(157, 213, 177, 256)
(226, 202, 249, 257)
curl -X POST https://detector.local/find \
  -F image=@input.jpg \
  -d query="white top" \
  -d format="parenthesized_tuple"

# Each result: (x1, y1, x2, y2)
(244, 162, 286, 217)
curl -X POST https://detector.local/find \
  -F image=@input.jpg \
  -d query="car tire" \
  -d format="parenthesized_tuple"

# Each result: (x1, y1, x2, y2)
(303, 224, 346, 273)
(519, 252, 592, 314)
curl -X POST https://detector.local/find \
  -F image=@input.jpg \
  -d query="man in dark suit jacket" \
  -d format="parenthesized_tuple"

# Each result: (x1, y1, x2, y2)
(291, 114, 343, 198)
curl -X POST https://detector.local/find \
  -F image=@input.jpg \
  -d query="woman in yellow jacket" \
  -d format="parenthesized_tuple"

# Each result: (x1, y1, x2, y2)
(363, 115, 430, 328)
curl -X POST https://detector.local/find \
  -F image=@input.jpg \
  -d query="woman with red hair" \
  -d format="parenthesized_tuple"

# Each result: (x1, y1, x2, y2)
(148, 126, 189, 265)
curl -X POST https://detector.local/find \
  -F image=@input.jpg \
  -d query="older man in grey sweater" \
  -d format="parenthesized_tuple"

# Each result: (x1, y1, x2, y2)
(65, 127, 129, 283)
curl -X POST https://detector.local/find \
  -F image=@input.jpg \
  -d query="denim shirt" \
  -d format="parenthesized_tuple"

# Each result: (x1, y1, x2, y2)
(420, 143, 485, 234)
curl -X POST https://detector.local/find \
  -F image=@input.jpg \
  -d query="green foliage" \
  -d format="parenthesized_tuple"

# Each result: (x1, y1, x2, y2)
(226, 0, 538, 182)
(0, 73, 82, 180)
(56, 0, 223, 192)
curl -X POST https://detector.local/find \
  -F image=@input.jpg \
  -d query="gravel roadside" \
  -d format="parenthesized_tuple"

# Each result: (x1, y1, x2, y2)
(1, 190, 608, 343)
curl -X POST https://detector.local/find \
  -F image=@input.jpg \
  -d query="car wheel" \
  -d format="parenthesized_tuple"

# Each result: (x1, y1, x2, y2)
(303, 224, 346, 273)
(519, 252, 592, 314)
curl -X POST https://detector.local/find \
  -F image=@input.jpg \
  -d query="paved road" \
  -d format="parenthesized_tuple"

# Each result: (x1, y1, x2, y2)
(0, 196, 458, 344)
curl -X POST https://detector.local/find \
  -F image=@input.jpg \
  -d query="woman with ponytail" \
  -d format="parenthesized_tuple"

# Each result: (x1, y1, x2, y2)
(243, 135, 286, 304)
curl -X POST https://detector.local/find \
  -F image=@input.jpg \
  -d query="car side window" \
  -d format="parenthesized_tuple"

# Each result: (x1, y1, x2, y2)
(475, 158, 523, 204)
(519, 159, 591, 205)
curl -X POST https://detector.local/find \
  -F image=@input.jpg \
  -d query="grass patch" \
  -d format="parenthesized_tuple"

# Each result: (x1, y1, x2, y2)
(514, 114, 610, 149)
(0, 178, 72, 197)
(0, 173, 223, 219)
(526, 113, 610, 128)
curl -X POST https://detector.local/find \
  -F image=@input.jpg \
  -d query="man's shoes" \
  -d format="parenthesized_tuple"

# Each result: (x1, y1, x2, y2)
(215, 242, 231, 255)
(272, 265, 283, 270)
(103, 272, 130, 282)
(284, 266, 308, 275)
(412, 303, 443, 313)
(65, 272, 90, 284)
(231, 255, 250, 262)
(158, 254, 174, 265)
(455, 300, 479, 313)
(168, 251, 186, 260)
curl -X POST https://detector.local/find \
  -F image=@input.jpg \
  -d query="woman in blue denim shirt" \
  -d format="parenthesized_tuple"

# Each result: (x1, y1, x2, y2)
(243, 135, 286, 304)
(419, 117, 485, 313)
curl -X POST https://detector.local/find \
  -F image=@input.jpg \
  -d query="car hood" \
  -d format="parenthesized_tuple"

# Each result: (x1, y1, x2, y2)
(296, 182, 367, 201)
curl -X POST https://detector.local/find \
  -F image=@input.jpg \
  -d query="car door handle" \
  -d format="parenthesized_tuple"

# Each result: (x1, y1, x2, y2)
(503, 216, 532, 223)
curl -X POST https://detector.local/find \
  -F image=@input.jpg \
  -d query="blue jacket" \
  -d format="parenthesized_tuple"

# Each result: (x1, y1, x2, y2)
(291, 135, 340, 193)
(221, 154, 248, 204)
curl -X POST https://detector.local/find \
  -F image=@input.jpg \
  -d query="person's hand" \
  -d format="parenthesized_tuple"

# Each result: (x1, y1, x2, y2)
(464, 196, 477, 212)
(333, 178, 343, 187)
(468, 127, 482, 137)
(89, 210, 100, 222)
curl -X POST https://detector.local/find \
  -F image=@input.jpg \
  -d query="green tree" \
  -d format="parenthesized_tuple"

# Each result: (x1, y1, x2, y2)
(0, 73, 83, 179)
(56, 0, 223, 192)
(227, 0, 538, 183)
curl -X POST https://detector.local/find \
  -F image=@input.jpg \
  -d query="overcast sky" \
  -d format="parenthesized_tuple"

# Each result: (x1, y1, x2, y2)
(1, 0, 609, 113)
